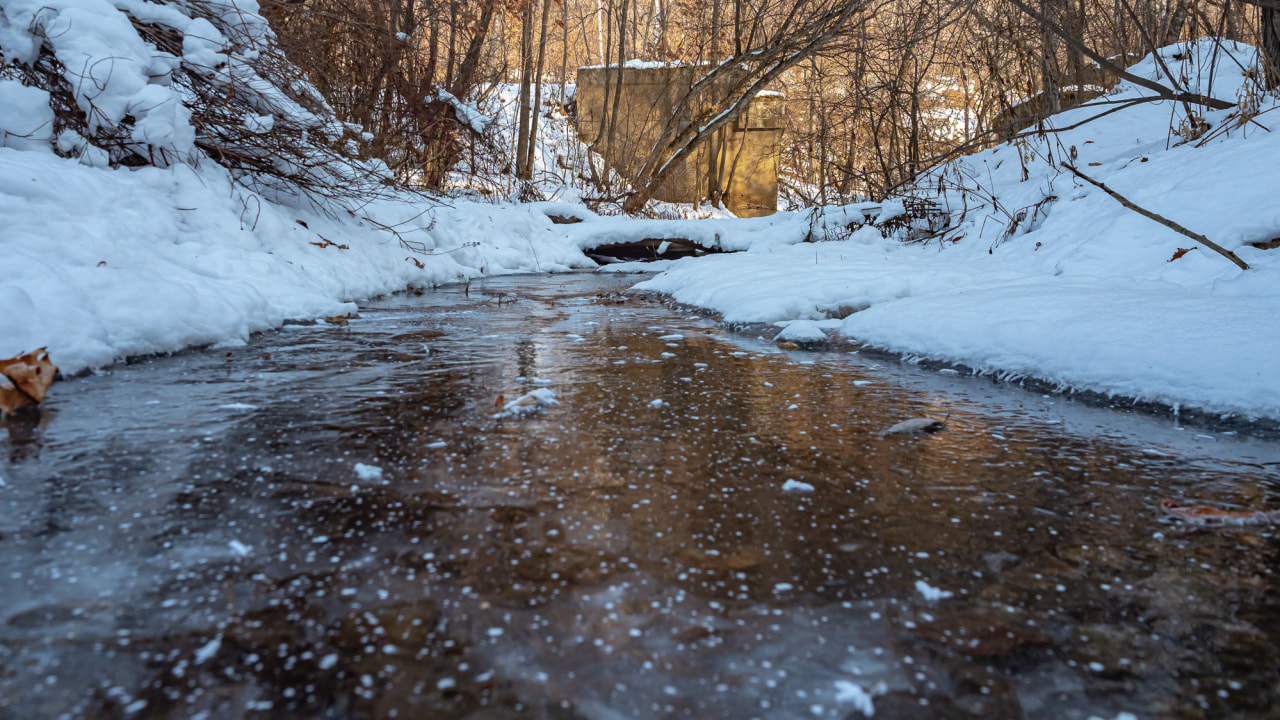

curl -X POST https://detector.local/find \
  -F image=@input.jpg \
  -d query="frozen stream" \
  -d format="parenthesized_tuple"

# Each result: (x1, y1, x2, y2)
(3, 272, 1280, 720)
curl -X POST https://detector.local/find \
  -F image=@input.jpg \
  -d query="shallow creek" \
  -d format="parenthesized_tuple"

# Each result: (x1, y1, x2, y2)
(3, 272, 1280, 720)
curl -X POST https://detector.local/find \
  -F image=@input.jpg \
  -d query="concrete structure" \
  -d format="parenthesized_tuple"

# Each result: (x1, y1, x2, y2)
(575, 64, 784, 217)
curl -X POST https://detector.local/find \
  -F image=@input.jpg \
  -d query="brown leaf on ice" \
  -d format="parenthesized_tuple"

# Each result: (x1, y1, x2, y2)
(1162, 498, 1280, 525)
(0, 378, 35, 416)
(1168, 246, 1197, 262)
(0, 348, 58, 415)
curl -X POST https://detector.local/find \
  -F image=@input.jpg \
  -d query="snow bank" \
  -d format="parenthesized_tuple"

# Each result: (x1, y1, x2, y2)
(561, 201, 892, 253)
(0, 148, 592, 375)
(635, 39, 1280, 419)
(0, 0, 592, 375)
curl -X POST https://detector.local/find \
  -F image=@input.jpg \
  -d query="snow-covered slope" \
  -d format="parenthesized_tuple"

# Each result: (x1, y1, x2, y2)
(634, 40, 1280, 419)
(0, 147, 591, 374)
(0, 0, 593, 375)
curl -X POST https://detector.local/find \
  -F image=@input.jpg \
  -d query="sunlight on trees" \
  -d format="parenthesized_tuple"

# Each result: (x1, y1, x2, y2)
(202, 0, 1280, 206)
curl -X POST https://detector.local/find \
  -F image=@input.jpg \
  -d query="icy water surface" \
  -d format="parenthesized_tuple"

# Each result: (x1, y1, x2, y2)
(4, 273, 1280, 720)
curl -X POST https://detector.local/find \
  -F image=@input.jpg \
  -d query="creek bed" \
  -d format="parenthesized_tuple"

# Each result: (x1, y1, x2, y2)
(2, 272, 1280, 720)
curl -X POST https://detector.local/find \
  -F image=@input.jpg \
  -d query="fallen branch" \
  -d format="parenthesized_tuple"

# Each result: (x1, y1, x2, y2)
(1060, 162, 1249, 271)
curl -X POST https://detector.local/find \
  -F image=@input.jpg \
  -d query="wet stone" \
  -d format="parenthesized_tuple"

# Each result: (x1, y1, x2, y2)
(3, 273, 1280, 719)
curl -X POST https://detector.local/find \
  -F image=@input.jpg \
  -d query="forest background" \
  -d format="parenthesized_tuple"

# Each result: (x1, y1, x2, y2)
(256, 0, 1280, 212)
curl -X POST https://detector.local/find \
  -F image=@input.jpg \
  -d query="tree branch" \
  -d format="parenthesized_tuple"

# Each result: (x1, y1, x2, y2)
(1060, 162, 1249, 271)
(1006, 0, 1233, 110)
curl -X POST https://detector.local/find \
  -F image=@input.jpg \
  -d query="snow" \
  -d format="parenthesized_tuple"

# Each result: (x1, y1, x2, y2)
(0, 149, 593, 374)
(782, 479, 814, 493)
(494, 388, 560, 418)
(0, 0, 599, 376)
(597, 259, 679, 273)
(436, 89, 492, 134)
(833, 679, 885, 717)
(775, 319, 828, 343)
(915, 580, 955, 601)
(353, 463, 383, 481)
(581, 59, 692, 70)
(193, 635, 221, 664)
(5, 20, 1280, 426)
(0, 82, 55, 151)
(633, 40, 1280, 420)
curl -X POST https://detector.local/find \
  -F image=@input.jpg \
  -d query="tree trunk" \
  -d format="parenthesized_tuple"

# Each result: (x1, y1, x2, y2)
(561, 0, 570, 105)
(605, 0, 628, 155)
(596, 0, 606, 61)
(515, 1, 536, 178)
(1039, 0, 1063, 116)
(733, 0, 743, 55)
(526, 0, 552, 176)
(1264, 6, 1280, 89)
(710, 0, 722, 60)
(445, 0, 457, 86)
(450, 0, 498, 95)
(426, 6, 439, 84)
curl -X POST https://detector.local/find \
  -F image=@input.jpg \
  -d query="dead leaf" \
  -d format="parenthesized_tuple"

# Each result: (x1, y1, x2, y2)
(0, 377, 35, 415)
(1168, 246, 1197, 262)
(324, 315, 349, 325)
(0, 348, 58, 414)
(1162, 498, 1280, 525)
(0, 348, 58, 403)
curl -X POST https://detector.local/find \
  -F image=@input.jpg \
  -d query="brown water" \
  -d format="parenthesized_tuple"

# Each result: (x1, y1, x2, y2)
(3, 273, 1280, 720)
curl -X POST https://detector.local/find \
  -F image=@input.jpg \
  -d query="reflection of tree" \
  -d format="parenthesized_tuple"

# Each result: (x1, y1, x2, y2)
(514, 337, 539, 379)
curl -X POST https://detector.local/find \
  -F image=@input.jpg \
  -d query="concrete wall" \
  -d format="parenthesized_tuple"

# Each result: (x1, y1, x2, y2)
(575, 65, 784, 217)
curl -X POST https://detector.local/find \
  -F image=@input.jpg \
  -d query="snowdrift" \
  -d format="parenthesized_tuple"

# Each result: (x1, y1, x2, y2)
(634, 40, 1280, 420)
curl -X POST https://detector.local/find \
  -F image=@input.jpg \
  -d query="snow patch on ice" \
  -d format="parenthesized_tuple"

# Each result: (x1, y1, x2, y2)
(353, 463, 384, 481)
(776, 319, 829, 344)
(833, 679, 886, 717)
(193, 635, 221, 665)
(915, 580, 954, 601)
(494, 388, 560, 418)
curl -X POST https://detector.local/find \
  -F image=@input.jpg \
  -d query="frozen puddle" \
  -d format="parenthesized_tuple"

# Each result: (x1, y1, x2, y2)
(2, 273, 1279, 719)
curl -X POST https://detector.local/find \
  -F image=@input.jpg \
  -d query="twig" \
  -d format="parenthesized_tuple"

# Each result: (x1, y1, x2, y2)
(1060, 162, 1249, 271)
